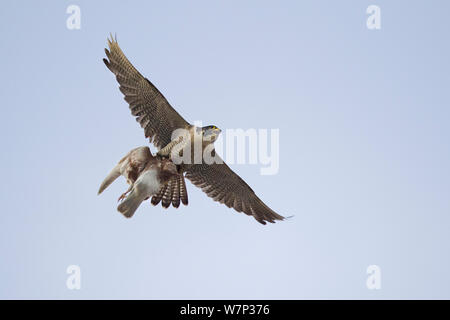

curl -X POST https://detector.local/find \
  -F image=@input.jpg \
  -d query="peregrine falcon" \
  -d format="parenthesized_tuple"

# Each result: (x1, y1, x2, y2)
(103, 36, 285, 224)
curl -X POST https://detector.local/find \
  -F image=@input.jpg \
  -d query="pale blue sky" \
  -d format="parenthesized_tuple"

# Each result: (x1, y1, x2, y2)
(0, 0, 449, 299)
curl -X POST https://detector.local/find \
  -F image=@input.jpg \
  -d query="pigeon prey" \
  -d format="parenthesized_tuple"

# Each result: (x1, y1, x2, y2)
(98, 146, 179, 218)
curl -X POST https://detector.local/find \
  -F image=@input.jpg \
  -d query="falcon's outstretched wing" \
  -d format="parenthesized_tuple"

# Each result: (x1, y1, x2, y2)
(185, 154, 285, 224)
(103, 36, 190, 149)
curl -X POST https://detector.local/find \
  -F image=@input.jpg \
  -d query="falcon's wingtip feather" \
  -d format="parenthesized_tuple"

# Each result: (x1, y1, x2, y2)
(102, 58, 110, 69)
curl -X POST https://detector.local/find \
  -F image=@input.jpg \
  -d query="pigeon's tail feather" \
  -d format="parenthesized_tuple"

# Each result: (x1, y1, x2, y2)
(117, 189, 145, 218)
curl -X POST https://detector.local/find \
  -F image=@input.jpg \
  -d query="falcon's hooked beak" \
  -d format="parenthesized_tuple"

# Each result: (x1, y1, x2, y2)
(212, 127, 222, 135)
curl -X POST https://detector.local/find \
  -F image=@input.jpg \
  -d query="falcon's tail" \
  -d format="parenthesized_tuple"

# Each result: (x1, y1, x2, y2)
(151, 174, 188, 208)
(98, 163, 121, 195)
(117, 189, 146, 218)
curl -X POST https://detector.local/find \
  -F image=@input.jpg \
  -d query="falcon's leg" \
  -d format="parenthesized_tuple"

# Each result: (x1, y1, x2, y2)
(118, 185, 133, 202)
(156, 136, 184, 158)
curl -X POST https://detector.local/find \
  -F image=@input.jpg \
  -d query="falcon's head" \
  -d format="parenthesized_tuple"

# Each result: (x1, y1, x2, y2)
(200, 125, 222, 143)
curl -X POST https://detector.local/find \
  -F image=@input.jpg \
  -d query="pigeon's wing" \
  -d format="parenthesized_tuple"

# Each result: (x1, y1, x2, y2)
(98, 146, 151, 194)
(185, 154, 285, 224)
(103, 36, 190, 149)
(125, 146, 153, 183)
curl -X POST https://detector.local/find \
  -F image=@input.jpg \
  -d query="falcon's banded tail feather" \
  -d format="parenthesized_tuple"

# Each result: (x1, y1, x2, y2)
(151, 185, 164, 206)
(161, 179, 174, 208)
(151, 175, 188, 208)
(179, 174, 188, 206)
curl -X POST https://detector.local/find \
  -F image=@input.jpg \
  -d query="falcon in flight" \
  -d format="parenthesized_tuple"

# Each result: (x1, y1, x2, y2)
(103, 35, 285, 224)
